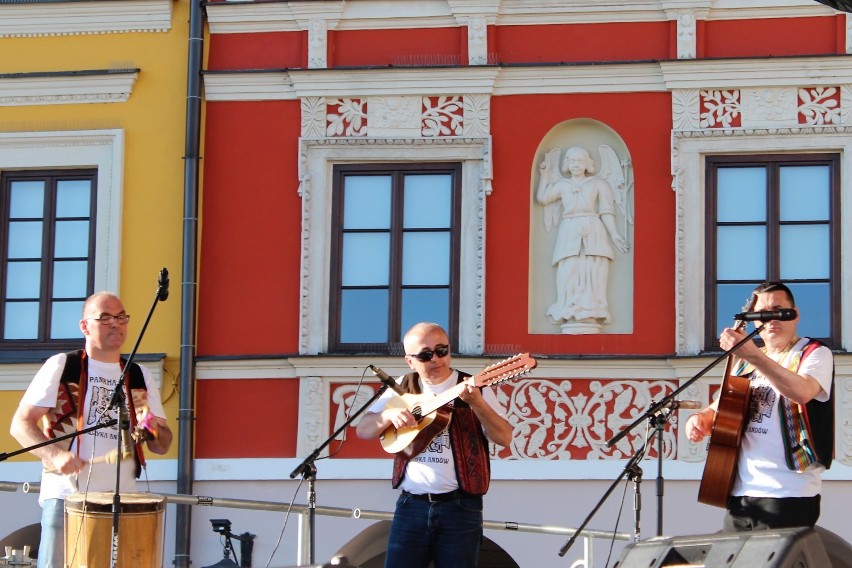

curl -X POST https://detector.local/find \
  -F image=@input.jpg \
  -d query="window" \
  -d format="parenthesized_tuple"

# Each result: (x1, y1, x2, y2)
(705, 154, 840, 349)
(1, 170, 96, 347)
(329, 163, 461, 353)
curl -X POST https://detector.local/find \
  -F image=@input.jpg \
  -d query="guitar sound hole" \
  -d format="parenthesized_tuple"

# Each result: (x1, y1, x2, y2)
(412, 406, 422, 420)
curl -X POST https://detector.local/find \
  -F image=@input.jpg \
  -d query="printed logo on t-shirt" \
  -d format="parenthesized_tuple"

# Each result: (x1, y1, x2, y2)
(746, 382, 775, 435)
(84, 375, 125, 441)
(410, 429, 451, 464)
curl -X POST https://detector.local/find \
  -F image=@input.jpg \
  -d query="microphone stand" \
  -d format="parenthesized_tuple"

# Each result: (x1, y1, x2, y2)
(106, 268, 169, 568)
(288, 373, 394, 565)
(0, 419, 119, 462)
(558, 325, 762, 557)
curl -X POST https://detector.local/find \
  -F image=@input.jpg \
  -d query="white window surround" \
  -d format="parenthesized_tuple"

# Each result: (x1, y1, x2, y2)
(671, 127, 852, 355)
(0, 129, 124, 301)
(297, 136, 492, 355)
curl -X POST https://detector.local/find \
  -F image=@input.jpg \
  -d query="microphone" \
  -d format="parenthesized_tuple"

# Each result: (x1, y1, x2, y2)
(663, 400, 703, 410)
(157, 267, 169, 302)
(368, 365, 405, 396)
(120, 423, 134, 460)
(734, 308, 796, 322)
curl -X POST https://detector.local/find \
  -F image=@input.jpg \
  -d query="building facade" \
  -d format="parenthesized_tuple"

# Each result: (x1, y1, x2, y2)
(2, 1, 852, 567)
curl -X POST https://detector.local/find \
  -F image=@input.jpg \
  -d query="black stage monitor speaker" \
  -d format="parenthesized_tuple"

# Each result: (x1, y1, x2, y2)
(613, 527, 831, 568)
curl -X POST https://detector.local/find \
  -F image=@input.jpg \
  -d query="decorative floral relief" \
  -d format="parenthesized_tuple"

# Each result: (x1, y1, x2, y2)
(327, 98, 367, 137)
(494, 378, 679, 460)
(422, 96, 464, 137)
(330, 377, 680, 461)
(798, 86, 840, 126)
(464, 95, 490, 136)
(672, 90, 700, 131)
(700, 90, 741, 129)
(301, 97, 326, 138)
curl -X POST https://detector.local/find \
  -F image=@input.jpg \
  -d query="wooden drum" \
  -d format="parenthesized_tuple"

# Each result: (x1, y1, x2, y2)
(64, 492, 165, 568)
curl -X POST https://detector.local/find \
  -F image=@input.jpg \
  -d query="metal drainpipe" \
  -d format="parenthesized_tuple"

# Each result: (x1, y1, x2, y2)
(174, 0, 204, 565)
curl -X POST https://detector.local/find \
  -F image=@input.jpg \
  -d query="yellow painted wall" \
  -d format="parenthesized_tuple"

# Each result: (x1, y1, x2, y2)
(0, 1, 191, 461)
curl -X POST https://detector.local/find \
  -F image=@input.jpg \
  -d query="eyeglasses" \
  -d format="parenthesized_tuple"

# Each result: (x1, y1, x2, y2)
(408, 344, 450, 362)
(87, 314, 131, 325)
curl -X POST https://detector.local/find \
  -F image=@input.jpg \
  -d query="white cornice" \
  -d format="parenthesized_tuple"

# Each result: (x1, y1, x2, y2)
(660, 56, 852, 90)
(205, 56, 852, 101)
(0, 0, 173, 38)
(206, 0, 834, 34)
(0, 71, 139, 107)
(494, 63, 665, 94)
(204, 67, 500, 100)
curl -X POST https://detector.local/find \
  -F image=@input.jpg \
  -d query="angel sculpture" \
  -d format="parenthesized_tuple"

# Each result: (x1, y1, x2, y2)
(536, 145, 630, 332)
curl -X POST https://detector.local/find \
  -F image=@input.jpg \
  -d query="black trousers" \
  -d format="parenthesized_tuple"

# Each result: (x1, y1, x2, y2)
(724, 495, 821, 531)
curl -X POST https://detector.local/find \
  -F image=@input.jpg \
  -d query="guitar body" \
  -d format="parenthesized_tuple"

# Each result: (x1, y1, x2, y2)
(697, 372, 752, 507)
(380, 393, 452, 457)
(697, 293, 758, 508)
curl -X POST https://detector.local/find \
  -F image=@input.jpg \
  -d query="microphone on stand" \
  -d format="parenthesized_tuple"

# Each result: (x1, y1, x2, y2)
(663, 400, 703, 410)
(733, 308, 796, 322)
(157, 267, 169, 302)
(368, 365, 405, 396)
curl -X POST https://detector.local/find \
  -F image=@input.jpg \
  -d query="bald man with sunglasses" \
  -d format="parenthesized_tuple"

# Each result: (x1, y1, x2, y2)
(357, 322, 512, 568)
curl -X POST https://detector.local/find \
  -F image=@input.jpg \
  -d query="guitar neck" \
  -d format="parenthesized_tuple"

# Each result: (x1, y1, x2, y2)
(416, 377, 472, 417)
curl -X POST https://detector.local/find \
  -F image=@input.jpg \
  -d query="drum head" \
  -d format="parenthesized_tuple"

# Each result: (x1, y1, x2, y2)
(65, 492, 165, 514)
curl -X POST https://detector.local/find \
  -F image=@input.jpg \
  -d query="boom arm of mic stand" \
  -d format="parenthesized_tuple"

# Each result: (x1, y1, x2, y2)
(0, 419, 119, 462)
(289, 381, 392, 480)
(288, 379, 395, 565)
(605, 326, 762, 449)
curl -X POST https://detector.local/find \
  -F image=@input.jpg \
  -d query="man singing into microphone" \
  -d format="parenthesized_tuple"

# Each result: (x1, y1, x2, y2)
(686, 281, 834, 531)
(10, 292, 173, 567)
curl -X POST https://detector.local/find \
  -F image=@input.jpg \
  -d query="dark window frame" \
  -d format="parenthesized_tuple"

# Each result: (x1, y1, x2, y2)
(328, 162, 462, 354)
(704, 153, 840, 351)
(0, 169, 97, 351)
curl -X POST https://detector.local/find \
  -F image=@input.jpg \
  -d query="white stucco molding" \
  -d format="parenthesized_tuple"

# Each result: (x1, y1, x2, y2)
(671, 126, 852, 355)
(0, 71, 138, 107)
(0, 129, 125, 298)
(297, 137, 491, 356)
(0, 0, 172, 37)
(661, 57, 852, 91)
(207, 0, 835, 33)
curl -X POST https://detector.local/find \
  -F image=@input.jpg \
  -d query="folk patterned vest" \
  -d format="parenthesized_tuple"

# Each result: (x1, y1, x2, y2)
(45, 349, 149, 477)
(391, 370, 492, 495)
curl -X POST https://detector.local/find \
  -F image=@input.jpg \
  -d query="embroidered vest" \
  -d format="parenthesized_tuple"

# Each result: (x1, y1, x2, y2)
(787, 339, 835, 471)
(391, 371, 491, 495)
(45, 349, 148, 478)
(735, 338, 834, 471)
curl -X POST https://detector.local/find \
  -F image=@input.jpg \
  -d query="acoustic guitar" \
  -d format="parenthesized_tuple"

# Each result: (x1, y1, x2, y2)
(697, 293, 758, 508)
(380, 353, 537, 457)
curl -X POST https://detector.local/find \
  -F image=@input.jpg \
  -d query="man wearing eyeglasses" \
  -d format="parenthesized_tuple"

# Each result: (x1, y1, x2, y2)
(356, 322, 512, 568)
(10, 291, 172, 568)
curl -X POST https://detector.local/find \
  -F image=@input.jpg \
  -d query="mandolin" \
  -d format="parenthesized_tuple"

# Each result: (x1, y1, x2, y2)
(697, 293, 758, 508)
(379, 353, 537, 457)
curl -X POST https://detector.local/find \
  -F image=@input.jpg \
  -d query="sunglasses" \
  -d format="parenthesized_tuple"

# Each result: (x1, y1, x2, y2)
(408, 344, 450, 362)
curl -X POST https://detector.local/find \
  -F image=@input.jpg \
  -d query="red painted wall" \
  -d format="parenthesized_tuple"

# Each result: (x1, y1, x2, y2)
(487, 92, 676, 355)
(196, 378, 300, 457)
(198, 100, 303, 356)
(207, 31, 307, 70)
(703, 16, 841, 59)
(494, 22, 671, 63)
(330, 27, 466, 67)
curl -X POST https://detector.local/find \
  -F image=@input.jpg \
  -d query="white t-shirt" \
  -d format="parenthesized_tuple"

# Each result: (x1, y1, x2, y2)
(22, 352, 167, 505)
(366, 369, 506, 495)
(731, 338, 833, 498)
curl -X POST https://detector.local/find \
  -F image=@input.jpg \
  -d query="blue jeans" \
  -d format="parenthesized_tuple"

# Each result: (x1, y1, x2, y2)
(38, 499, 64, 568)
(384, 491, 483, 568)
